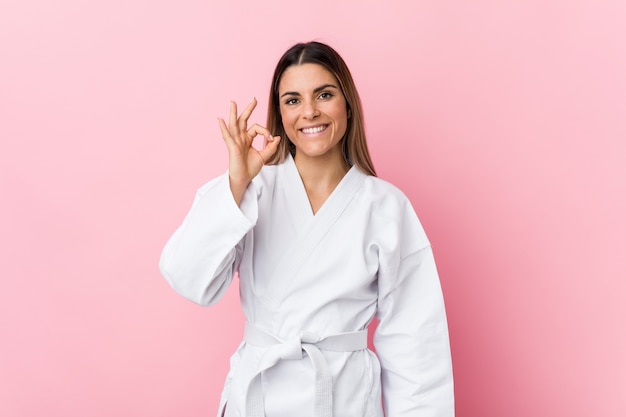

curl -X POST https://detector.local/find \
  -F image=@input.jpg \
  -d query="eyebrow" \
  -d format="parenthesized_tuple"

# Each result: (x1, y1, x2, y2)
(279, 83, 339, 98)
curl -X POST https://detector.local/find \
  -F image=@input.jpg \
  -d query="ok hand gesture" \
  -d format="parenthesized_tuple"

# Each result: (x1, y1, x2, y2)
(218, 98, 281, 205)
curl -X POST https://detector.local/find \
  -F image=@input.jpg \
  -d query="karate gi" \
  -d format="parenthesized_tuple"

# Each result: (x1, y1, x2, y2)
(160, 154, 454, 417)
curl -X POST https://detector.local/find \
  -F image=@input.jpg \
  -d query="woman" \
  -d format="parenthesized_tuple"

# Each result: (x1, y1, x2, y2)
(160, 41, 454, 417)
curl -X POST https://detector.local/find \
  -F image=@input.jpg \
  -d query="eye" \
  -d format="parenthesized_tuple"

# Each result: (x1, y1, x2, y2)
(318, 92, 333, 100)
(284, 98, 299, 105)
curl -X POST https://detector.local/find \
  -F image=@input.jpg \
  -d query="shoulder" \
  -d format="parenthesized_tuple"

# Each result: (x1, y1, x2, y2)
(358, 172, 431, 255)
(363, 174, 406, 197)
(360, 173, 415, 214)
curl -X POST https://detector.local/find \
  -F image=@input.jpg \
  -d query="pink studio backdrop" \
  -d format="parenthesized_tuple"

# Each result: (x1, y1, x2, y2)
(1, 1, 624, 416)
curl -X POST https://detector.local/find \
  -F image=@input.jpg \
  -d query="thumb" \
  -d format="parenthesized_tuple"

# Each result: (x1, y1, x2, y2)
(258, 135, 281, 162)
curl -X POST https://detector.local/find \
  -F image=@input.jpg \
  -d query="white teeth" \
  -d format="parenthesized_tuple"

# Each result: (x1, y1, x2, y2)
(301, 125, 327, 134)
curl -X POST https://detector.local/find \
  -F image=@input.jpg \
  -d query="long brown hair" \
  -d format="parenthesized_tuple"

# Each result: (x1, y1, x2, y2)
(265, 42, 376, 176)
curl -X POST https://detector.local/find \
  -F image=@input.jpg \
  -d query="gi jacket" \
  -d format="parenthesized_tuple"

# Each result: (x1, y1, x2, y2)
(160, 154, 454, 417)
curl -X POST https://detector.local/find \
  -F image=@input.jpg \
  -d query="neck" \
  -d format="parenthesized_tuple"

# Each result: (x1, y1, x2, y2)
(294, 151, 350, 192)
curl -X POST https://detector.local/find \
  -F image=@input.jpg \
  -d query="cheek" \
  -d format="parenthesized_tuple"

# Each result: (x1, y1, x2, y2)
(334, 107, 349, 130)
(279, 109, 294, 127)
(331, 101, 349, 124)
(279, 112, 296, 140)
(282, 117, 301, 140)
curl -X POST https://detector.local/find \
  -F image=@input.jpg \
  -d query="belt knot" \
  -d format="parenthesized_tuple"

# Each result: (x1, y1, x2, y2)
(241, 322, 367, 417)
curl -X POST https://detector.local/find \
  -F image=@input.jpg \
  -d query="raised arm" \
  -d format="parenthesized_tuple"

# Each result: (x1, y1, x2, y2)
(160, 99, 280, 306)
(218, 98, 281, 205)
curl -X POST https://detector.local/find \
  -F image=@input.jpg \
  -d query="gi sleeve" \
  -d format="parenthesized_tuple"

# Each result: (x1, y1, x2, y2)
(159, 172, 258, 306)
(374, 199, 455, 417)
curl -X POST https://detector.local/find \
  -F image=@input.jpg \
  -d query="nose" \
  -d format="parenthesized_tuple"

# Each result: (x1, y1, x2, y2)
(302, 100, 320, 119)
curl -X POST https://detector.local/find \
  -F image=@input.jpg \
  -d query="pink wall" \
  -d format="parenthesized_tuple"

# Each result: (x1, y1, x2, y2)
(1, 1, 624, 416)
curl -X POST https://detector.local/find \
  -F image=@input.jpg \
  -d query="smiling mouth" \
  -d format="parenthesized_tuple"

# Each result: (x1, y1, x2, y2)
(300, 124, 328, 134)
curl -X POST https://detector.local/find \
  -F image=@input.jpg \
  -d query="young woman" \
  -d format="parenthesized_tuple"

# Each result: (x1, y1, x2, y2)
(160, 41, 454, 417)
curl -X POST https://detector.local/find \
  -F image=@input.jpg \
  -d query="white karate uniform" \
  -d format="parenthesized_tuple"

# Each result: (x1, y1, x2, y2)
(160, 154, 454, 417)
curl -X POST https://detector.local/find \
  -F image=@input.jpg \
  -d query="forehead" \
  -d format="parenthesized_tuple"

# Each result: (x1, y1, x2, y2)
(278, 63, 339, 93)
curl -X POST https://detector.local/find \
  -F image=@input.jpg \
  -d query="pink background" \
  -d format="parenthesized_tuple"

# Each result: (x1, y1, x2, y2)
(1, 1, 625, 416)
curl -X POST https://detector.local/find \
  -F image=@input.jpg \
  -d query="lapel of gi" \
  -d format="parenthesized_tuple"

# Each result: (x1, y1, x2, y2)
(266, 157, 367, 306)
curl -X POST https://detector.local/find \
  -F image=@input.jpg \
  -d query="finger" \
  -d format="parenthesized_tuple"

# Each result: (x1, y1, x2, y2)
(238, 98, 257, 131)
(246, 123, 272, 139)
(258, 135, 281, 162)
(218, 118, 231, 140)
(218, 118, 239, 155)
(228, 101, 239, 134)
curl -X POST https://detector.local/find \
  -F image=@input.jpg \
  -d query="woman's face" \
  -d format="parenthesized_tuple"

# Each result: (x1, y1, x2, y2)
(278, 63, 349, 163)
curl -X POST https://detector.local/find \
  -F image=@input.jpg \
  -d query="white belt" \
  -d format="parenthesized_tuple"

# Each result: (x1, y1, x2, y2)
(243, 322, 368, 417)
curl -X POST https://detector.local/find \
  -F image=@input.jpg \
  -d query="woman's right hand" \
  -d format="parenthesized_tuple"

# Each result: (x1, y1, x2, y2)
(218, 98, 281, 205)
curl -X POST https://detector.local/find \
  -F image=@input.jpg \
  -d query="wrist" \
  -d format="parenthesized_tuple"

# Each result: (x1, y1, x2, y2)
(228, 176, 250, 206)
